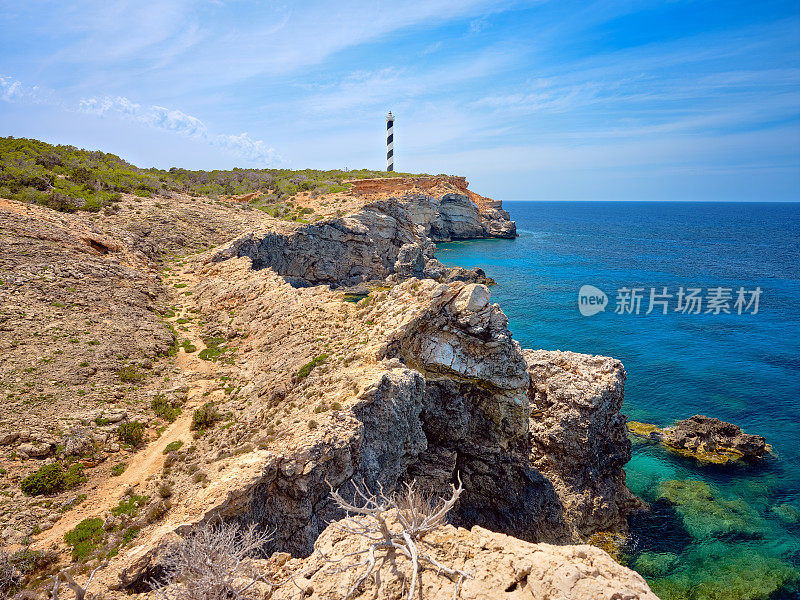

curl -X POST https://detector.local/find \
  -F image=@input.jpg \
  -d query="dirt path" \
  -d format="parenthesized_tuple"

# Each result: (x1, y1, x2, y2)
(33, 285, 218, 550)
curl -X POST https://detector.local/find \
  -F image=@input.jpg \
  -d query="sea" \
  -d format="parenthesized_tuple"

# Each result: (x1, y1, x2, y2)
(436, 201, 800, 600)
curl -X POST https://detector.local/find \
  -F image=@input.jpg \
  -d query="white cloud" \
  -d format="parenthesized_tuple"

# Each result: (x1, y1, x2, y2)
(0, 76, 53, 104)
(77, 94, 279, 165)
(0, 76, 24, 101)
(214, 133, 279, 165)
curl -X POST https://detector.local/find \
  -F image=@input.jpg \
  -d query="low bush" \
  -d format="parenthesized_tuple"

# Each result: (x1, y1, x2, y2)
(117, 421, 146, 447)
(117, 365, 144, 383)
(21, 463, 88, 495)
(158, 482, 174, 498)
(152, 394, 181, 422)
(63, 463, 87, 489)
(111, 493, 148, 517)
(122, 525, 140, 545)
(296, 354, 327, 379)
(163, 440, 183, 454)
(198, 337, 227, 362)
(1, 136, 419, 216)
(64, 517, 105, 561)
(191, 403, 219, 431)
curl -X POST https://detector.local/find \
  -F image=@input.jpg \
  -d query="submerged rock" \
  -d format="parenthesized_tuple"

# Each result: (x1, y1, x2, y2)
(633, 551, 679, 578)
(772, 502, 800, 524)
(648, 545, 800, 600)
(628, 414, 769, 464)
(656, 479, 766, 539)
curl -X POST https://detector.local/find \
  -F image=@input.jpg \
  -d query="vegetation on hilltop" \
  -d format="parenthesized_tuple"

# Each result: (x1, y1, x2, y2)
(0, 136, 417, 213)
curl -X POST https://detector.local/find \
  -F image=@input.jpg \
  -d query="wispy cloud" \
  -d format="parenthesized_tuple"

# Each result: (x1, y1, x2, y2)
(77, 95, 279, 164)
(0, 75, 54, 104)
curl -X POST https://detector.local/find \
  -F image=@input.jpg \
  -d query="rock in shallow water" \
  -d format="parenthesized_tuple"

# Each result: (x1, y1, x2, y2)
(628, 414, 769, 464)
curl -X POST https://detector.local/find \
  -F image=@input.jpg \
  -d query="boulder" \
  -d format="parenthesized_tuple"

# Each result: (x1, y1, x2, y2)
(664, 415, 768, 461)
(524, 349, 646, 538)
(18, 442, 52, 458)
(270, 515, 658, 600)
(64, 430, 95, 456)
(628, 414, 769, 464)
(0, 431, 19, 445)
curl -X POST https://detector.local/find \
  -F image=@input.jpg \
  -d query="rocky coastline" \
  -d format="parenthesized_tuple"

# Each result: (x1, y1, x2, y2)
(0, 176, 658, 599)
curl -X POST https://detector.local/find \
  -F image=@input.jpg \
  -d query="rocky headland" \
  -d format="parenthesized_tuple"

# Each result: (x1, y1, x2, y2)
(0, 172, 656, 599)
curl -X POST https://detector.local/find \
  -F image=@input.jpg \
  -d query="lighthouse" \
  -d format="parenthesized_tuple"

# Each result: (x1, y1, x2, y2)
(386, 111, 394, 172)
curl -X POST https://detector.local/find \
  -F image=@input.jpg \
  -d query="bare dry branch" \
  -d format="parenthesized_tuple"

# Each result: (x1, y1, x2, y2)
(0, 550, 19, 597)
(325, 476, 470, 600)
(149, 518, 277, 600)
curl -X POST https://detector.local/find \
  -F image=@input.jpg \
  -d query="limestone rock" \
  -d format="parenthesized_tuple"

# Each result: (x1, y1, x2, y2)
(0, 431, 19, 445)
(64, 429, 95, 456)
(663, 415, 768, 462)
(524, 349, 646, 538)
(213, 188, 515, 287)
(628, 414, 769, 464)
(18, 442, 52, 458)
(271, 517, 658, 600)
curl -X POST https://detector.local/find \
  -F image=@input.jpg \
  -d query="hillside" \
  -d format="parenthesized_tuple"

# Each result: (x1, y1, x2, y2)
(0, 139, 654, 600)
(0, 136, 419, 216)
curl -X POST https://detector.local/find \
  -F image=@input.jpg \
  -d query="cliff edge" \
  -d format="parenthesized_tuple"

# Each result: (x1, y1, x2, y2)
(0, 176, 652, 599)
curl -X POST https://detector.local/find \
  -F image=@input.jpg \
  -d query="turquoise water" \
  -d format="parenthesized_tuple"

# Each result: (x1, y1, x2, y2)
(436, 201, 800, 599)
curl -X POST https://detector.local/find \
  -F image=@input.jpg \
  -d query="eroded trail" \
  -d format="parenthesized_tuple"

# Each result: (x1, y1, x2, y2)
(33, 275, 221, 551)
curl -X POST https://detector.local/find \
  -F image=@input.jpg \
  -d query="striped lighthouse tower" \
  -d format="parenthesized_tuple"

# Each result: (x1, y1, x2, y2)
(386, 111, 394, 172)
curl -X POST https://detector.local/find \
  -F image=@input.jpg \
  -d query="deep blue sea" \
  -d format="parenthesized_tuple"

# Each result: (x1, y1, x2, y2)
(436, 201, 800, 600)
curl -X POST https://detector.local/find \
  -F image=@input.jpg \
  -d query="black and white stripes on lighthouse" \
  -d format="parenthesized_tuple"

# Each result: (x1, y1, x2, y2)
(386, 111, 394, 172)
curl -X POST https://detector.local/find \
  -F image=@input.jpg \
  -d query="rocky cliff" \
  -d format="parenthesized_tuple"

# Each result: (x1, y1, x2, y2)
(0, 177, 653, 600)
(212, 184, 515, 287)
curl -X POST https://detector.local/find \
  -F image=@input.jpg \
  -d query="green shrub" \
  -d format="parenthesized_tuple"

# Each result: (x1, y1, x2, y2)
(296, 354, 327, 379)
(20, 463, 64, 496)
(198, 337, 227, 362)
(117, 365, 144, 383)
(117, 421, 146, 447)
(9, 547, 56, 574)
(110, 463, 126, 476)
(151, 394, 181, 422)
(122, 525, 140, 545)
(64, 518, 104, 561)
(63, 463, 87, 489)
(191, 402, 219, 431)
(0, 136, 420, 216)
(111, 493, 148, 517)
(163, 440, 183, 454)
(180, 339, 197, 353)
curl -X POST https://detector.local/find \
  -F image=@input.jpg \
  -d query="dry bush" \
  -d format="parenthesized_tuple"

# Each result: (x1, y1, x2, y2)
(49, 567, 101, 600)
(327, 476, 469, 600)
(1, 549, 19, 597)
(151, 519, 275, 600)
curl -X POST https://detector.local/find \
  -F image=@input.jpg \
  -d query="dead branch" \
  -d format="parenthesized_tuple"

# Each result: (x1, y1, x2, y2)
(326, 476, 470, 600)
(50, 566, 101, 600)
(150, 518, 277, 600)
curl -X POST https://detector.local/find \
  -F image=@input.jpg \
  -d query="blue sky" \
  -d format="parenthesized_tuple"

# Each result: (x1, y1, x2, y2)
(1, 0, 799, 200)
